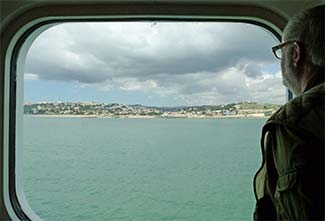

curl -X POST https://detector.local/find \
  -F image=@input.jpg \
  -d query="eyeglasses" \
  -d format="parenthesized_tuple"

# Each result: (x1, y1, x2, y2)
(272, 40, 298, 59)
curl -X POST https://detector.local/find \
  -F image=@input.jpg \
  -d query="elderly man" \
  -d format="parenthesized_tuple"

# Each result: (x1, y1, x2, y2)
(253, 5, 324, 221)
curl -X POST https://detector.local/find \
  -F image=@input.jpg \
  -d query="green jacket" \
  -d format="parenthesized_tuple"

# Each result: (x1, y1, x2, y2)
(253, 83, 325, 220)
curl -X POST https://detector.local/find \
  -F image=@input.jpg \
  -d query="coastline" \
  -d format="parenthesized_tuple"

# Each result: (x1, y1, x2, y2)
(24, 114, 269, 119)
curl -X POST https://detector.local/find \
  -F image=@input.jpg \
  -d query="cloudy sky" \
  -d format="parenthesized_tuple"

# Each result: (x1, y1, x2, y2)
(24, 22, 286, 106)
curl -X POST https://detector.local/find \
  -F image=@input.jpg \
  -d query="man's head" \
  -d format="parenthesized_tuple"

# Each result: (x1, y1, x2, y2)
(280, 5, 324, 95)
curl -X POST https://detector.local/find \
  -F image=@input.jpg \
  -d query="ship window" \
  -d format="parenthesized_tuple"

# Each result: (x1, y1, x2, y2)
(19, 22, 285, 220)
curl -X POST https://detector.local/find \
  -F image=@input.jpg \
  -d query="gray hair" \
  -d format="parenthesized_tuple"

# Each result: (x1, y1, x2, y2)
(284, 5, 324, 66)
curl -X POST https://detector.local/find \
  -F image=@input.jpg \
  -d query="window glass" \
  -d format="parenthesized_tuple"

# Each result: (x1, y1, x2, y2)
(23, 22, 284, 220)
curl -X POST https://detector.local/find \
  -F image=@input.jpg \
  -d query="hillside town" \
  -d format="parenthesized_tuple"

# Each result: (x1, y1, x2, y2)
(24, 102, 281, 119)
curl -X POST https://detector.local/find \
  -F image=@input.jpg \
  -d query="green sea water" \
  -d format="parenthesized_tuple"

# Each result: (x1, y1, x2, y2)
(23, 116, 265, 221)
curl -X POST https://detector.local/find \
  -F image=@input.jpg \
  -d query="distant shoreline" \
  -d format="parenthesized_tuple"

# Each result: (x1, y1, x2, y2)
(24, 114, 269, 119)
(24, 101, 279, 120)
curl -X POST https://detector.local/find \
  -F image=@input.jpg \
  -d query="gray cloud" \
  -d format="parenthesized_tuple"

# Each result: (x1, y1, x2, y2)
(243, 63, 263, 78)
(24, 22, 285, 104)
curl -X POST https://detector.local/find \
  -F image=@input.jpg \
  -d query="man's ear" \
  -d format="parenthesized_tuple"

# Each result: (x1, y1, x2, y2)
(292, 42, 301, 67)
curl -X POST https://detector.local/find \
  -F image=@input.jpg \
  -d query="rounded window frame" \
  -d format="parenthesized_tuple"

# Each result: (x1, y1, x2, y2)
(2, 3, 286, 220)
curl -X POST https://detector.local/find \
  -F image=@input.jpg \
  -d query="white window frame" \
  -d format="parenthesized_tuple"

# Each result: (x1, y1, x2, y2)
(2, 4, 286, 220)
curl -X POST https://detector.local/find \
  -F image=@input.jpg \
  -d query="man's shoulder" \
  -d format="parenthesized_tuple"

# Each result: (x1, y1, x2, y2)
(267, 83, 325, 126)
(263, 83, 325, 142)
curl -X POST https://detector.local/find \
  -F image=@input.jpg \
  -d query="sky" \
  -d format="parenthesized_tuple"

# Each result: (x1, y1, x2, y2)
(24, 22, 286, 106)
